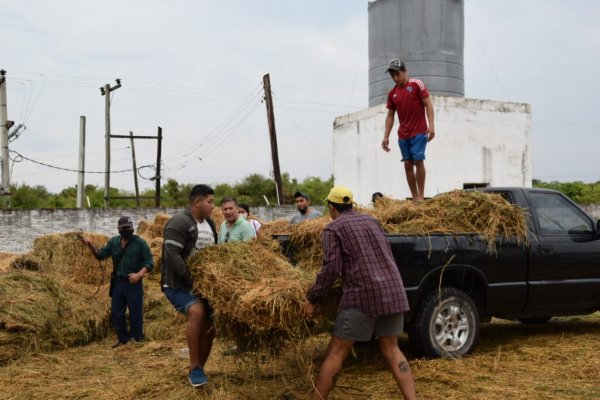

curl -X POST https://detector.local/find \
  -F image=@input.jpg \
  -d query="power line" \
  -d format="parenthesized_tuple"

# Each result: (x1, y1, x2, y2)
(271, 90, 332, 172)
(161, 83, 264, 166)
(8, 150, 152, 174)
(465, 9, 512, 101)
(10, 70, 364, 109)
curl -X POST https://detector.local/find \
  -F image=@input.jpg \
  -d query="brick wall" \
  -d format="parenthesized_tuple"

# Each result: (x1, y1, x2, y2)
(2, 204, 597, 254)
(0, 205, 314, 254)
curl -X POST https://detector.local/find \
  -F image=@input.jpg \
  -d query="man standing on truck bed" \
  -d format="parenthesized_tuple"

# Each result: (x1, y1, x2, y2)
(381, 58, 435, 202)
(302, 186, 416, 400)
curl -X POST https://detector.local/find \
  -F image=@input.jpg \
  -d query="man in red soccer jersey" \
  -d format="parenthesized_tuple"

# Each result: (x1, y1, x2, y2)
(381, 58, 435, 202)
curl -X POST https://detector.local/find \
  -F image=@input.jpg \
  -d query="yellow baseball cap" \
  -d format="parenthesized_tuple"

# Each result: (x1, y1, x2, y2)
(326, 186, 354, 204)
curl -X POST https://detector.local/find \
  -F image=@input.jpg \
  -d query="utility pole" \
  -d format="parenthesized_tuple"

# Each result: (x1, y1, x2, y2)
(76, 116, 86, 208)
(129, 131, 140, 207)
(262, 74, 284, 205)
(155, 127, 162, 207)
(100, 79, 122, 208)
(0, 69, 10, 197)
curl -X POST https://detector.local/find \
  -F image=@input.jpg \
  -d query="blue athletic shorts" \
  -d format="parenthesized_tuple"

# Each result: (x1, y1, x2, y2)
(333, 308, 404, 342)
(163, 287, 213, 320)
(398, 133, 427, 161)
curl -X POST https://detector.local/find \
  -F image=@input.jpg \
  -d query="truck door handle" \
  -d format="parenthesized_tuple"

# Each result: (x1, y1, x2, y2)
(541, 245, 554, 255)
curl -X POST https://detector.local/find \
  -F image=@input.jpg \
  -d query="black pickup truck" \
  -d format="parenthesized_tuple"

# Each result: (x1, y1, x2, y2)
(279, 187, 600, 358)
(392, 187, 600, 358)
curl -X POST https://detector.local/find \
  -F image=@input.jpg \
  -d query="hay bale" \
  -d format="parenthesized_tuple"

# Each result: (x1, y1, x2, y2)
(288, 217, 331, 272)
(143, 280, 185, 340)
(0, 271, 110, 365)
(259, 219, 292, 239)
(18, 232, 112, 285)
(212, 207, 224, 231)
(137, 213, 171, 240)
(365, 190, 528, 252)
(11, 254, 44, 271)
(191, 240, 336, 349)
(143, 237, 164, 277)
(0, 253, 18, 272)
(276, 191, 527, 268)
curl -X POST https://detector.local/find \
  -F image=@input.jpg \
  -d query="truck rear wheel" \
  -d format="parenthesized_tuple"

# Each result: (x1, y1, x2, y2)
(408, 288, 480, 358)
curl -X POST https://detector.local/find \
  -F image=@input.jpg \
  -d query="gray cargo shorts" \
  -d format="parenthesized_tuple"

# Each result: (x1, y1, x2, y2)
(333, 308, 404, 342)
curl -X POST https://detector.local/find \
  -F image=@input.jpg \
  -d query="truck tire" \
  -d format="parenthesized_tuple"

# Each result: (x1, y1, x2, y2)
(408, 288, 480, 358)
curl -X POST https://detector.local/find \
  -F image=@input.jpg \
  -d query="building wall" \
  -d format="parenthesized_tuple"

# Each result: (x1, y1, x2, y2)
(333, 96, 532, 204)
(0, 206, 315, 254)
(2, 202, 596, 254)
(580, 205, 600, 221)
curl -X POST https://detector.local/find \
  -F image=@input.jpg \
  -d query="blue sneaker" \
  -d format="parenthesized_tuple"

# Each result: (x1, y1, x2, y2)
(188, 367, 209, 388)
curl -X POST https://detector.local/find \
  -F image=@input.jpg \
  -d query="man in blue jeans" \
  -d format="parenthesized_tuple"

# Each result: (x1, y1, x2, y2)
(161, 184, 218, 388)
(81, 216, 153, 348)
(381, 58, 435, 202)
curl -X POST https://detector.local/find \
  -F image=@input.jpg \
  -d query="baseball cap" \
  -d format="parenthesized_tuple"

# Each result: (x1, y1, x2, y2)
(117, 216, 134, 229)
(294, 191, 309, 200)
(326, 186, 353, 204)
(386, 58, 406, 73)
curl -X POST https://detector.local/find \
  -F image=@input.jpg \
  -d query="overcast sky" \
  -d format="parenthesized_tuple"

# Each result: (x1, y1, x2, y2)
(2, 0, 599, 194)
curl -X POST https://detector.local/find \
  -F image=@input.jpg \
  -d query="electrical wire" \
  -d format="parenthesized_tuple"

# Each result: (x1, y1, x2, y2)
(17, 82, 28, 123)
(161, 82, 264, 167)
(271, 90, 332, 172)
(8, 150, 153, 174)
(465, 9, 512, 101)
(10, 70, 362, 109)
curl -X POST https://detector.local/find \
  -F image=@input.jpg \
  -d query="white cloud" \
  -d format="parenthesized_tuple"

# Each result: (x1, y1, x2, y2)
(2, 0, 599, 194)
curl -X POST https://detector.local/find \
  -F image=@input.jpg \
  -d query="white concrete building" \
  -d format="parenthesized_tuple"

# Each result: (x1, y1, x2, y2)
(333, 96, 532, 205)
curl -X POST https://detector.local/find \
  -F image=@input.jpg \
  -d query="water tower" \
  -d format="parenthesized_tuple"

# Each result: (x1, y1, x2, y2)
(368, 0, 465, 106)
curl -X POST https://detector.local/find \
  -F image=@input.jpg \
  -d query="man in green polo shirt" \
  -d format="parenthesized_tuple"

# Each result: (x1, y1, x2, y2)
(81, 216, 154, 348)
(218, 197, 256, 243)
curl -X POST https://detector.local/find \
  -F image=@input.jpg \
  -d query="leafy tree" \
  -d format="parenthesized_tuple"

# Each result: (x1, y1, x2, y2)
(532, 180, 600, 204)
(214, 183, 238, 206)
(3, 173, 336, 209)
(9, 184, 51, 208)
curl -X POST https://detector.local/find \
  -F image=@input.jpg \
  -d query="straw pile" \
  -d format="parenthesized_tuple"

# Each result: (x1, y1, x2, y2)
(190, 240, 337, 349)
(0, 271, 110, 365)
(0, 252, 18, 272)
(143, 280, 186, 340)
(366, 190, 528, 252)
(1, 313, 599, 399)
(259, 218, 291, 239)
(137, 213, 171, 238)
(137, 214, 170, 274)
(11, 232, 111, 285)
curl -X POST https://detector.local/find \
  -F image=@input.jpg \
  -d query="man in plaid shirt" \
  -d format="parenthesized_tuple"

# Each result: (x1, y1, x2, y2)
(303, 186, 416, 400)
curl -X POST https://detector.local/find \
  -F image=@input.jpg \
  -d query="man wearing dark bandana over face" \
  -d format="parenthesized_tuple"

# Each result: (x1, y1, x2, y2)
(81, 216, 154, 348)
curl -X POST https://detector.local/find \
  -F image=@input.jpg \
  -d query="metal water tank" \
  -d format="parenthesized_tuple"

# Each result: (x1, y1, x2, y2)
(368, 0, 464, 106)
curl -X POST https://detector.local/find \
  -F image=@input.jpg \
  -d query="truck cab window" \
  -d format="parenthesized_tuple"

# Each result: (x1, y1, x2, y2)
(530, 193, 593, 235)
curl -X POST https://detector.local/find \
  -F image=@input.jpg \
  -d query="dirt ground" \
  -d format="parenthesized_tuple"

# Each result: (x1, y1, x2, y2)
(0, 313, 598, 400)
